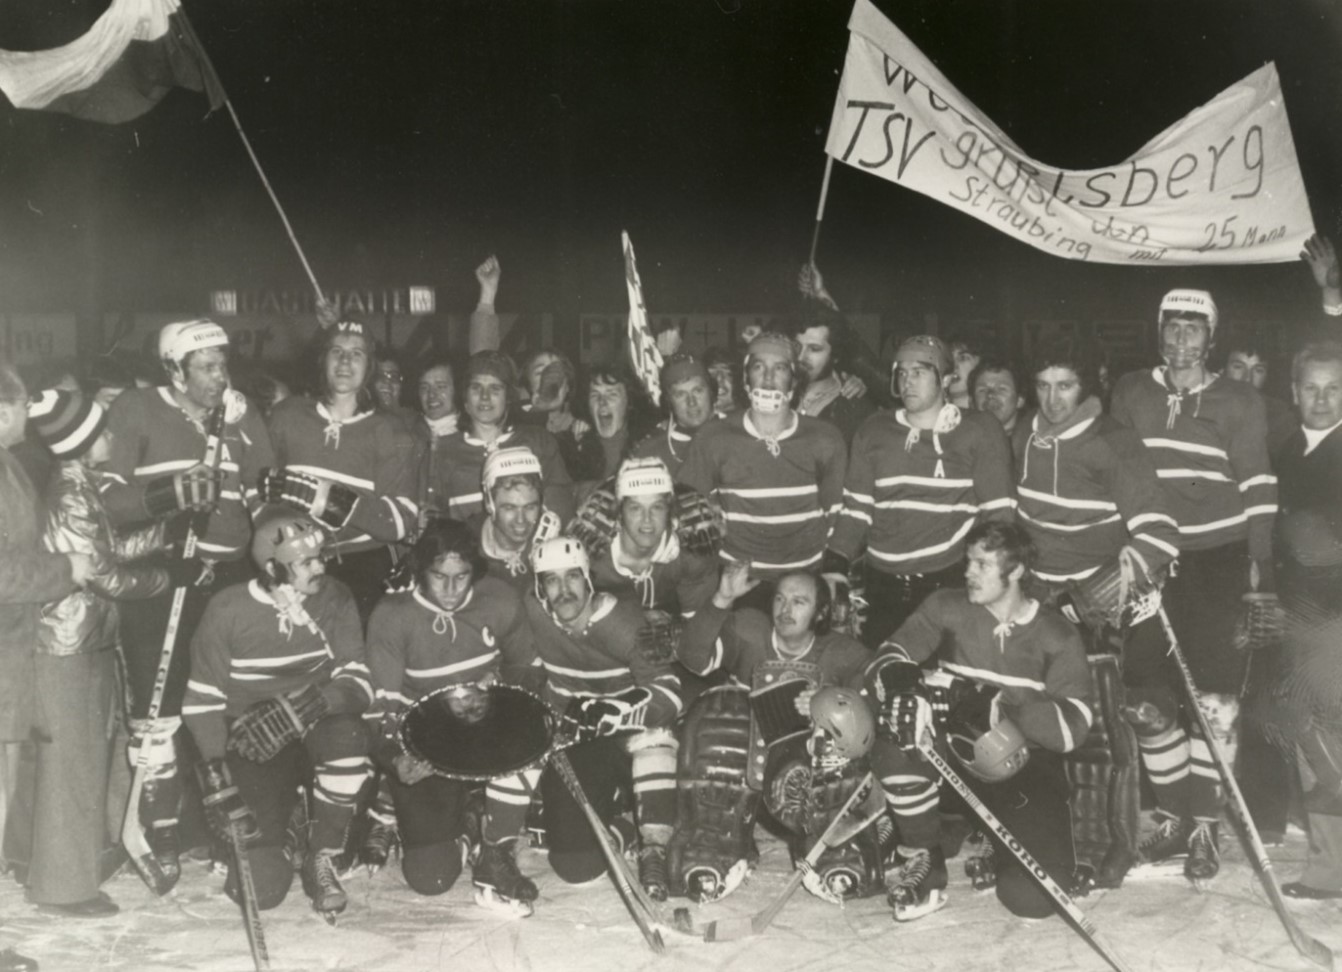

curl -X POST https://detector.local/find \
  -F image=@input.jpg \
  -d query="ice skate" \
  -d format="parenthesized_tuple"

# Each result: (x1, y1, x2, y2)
(638, 843, 670, 902)
(886, 845, 947, 921)
(1129, 816, 1192, 880)
(1184, 821, 1219, 889)
(302, 848, 347, 924)
(473, 838, 537, 918)
(963, 830, 996, 891)
(359, 816, 399, 876)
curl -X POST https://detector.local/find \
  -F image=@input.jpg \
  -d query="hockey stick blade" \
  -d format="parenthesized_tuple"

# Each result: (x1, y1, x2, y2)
(1156, 607, 1334, 971)
(917, 733, 1137, 972)
(703, 772, 884, 943)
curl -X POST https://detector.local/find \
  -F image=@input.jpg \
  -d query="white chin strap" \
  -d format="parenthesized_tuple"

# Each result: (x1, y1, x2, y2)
(749, 387, 789, 414)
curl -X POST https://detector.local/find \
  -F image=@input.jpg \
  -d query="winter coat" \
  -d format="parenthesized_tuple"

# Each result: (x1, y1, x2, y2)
(0, 446, 75, 740)
(37, 461, 170, 657)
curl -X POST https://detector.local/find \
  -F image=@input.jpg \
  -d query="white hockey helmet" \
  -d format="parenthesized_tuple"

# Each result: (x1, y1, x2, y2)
(482, 446, 543, 514)
(159, 319, 229, 369)
(530, 536, 591, 605)
(1157, 289, 1218, 335)
(615, 456, 674, 501)
(947, 711, 1031, 783)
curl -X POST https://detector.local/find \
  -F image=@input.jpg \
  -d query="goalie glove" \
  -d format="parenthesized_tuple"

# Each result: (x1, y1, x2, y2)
(227, 684, 330, 762)
(259, 467, 358, 530)
(197, 759, 260, 843)
(143, 463, 222, 518)
(561, 687, 652, 744)
(1232, 592, 1284, 652)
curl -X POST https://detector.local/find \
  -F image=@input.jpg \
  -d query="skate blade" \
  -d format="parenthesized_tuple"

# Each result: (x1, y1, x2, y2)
(318, 909, 341, 926)
(892, 888, 947, 922)
(1125, 859, 1187, 880)
(473, 887, 535, 918)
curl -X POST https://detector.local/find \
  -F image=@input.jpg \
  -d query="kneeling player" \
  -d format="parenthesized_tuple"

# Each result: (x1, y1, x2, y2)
(526, 538, 683, 899)
(669, 565, 874, 901)
(867, 521, 1093, 920)
(182, 508, 373, 920)
(366, 518, 545, 915)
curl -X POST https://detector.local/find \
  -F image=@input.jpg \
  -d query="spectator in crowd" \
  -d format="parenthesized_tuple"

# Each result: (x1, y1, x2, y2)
(970, 357, 1029, 450)
(946, 332, 985, 410)
(787, 306, 875, 447)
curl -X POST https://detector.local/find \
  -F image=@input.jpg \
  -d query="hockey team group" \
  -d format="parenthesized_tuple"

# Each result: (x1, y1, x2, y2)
(1, 248, 1340, 972)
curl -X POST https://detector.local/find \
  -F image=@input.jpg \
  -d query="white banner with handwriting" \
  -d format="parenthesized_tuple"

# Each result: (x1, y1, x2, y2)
(825, 0, 1315, 264)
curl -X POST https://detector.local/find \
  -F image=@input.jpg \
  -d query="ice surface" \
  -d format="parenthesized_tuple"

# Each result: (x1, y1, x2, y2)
(2, 816, 1337, 972)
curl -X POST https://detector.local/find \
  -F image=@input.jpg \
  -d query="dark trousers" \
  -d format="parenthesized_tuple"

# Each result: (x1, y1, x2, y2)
(386, 773, 473, 896)
(862, 561, 964, 650)
(540, 737, 630, 884)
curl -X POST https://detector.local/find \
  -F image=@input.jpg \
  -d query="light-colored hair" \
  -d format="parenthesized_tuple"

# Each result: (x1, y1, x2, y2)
(1291, 341, 1342, 385)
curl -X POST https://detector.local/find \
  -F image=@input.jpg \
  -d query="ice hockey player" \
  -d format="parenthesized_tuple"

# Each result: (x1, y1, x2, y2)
(365, 518, 545, 915)
(1109, 289, 1277, 881)
(526, 537, 682, 899)
(677, 331, 846, 582)
(827, 334, 1015, 649)
(101, 319, 275, 892)
(181, 507, 373, 920)
(263, 319, 419, 621)
(631, 353, 721, 477)
(567, 456, 720, 620)
(866, 521, 1093, 920)
(1016, 338, 1181, 886)
(471, 446, 562, 592)
(669, 562, 874, 902)
(429, 351, 575, 523)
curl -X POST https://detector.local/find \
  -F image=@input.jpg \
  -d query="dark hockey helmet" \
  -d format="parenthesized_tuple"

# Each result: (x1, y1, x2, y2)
(808, 686, 876, 761)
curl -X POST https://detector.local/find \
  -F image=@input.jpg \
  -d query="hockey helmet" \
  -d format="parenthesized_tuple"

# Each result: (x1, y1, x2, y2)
(159, 319, 229, 368)
(946, 703, 1031, 783)
(615, 456, 674, 500)
(530, 537, 591, 605)
(1157, 288, 1218, 335)
(250, 506, 326, 572)
(808, 686, 876, 762)
(482, 446, 543, 514)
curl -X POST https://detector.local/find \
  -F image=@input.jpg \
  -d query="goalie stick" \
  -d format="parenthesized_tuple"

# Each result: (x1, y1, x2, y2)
(122, 406, 226, 893)
(1156, 606, 1335, 971)
(702, 771, 885, 943)
(549, 751, 667, 954)
(916, 731, 1137, 972)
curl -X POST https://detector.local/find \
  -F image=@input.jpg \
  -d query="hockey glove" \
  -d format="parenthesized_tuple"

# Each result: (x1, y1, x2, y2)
(163, 557, 210, 589)
(673, 484, 724, 556)
(227, 684, 330, 762)
(143, 464, 222, 518)
(868, 657, 930, 751)
(561, 687, 652, 744)
(1232, 592, 1284, 652)
(259, 467, 359, 531)
(197, 759, 260, 844)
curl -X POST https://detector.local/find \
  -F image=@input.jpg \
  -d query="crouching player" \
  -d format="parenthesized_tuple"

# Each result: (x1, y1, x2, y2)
(526, 538, 683, 899)
(669, 564, 874, 902)
(365, 518, 545, 915)
(867, 521, 1093, 920)
(181, 508, 373, 921)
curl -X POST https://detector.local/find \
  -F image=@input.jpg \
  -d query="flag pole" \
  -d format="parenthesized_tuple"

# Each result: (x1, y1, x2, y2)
(176, 8, 327, 307)
(807, 154, 835, 266)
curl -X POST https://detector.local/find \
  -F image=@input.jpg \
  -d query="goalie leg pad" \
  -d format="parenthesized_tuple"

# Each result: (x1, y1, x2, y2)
(1063, 653, 1140, 886)
(805, 819, 887, 902)
(667, 686, 759, 902)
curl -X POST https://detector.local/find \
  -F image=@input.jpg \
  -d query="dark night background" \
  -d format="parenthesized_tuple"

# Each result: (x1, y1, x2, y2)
(0, 0, 1340, 349)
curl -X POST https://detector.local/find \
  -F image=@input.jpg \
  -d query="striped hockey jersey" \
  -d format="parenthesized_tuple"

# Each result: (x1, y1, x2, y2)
(829, 407, 1015, 575)
(872, 589, 1093, 753)
(677, 603, 872, 688)
(365, 576, 541, 741)
(101, 387, 275, 560)
(426, 425, 574, 525)
(266, 396, 418, 555)
(182, 577, 372, 760)
(676, 410, 846, 577)
(525, 593, 682, 728)
(1015, 409, 1181, 583)
(1110, 368, 1276, 560)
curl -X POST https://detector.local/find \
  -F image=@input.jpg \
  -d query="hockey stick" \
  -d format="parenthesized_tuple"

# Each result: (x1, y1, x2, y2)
(917, 732, 1137, 972)
(123, 407, 226, 892)
(702, 771, 885, 943)
(549, 750, 666, 954)
(228, 823, 270, 971)
(1156, 606, 1335, 970)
